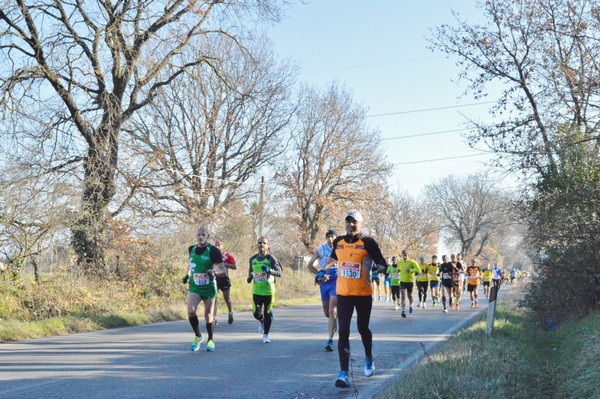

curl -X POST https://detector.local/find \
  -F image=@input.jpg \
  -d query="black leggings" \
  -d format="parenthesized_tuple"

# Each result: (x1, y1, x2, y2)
(337, 295, 373, 372)
(417, 281, 428, 302)
(252, 294, 274, 334)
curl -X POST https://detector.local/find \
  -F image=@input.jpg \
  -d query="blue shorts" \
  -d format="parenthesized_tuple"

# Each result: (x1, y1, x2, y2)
(429, 280, 439, 288)
(384, 277, 392, 287)
(320, 282, 337, 302)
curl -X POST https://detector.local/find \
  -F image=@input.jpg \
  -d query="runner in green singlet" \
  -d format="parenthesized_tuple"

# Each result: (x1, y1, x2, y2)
(183, 226, 223, 352)
(247, 236, 282, 343)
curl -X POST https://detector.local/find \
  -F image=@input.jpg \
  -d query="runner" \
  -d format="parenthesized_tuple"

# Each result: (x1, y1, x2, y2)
(247, 236, 283, 344)
(320, 210, 387, 388)
(384, 257, 393, 302)
(183, 226, 223, 352)
(213, 240, 237, 325)
(371, 263, 382, 301)
(386, 256, 401, 311)
(459, 253, 468, 293)
(307, 229, 338, 352)
(482, 263, 493, 298)
(450, 254, 464, 310)
(439, 255, 456, 313)
(398, 250, 421, 318)
(427, 255, 440, 307)
(466, 258, 481, 307)
(416, 256, 429, 309)
(492, 263, 502, 288)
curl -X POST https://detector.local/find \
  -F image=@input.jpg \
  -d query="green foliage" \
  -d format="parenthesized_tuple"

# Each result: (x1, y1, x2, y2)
(523, 142, 600, 324)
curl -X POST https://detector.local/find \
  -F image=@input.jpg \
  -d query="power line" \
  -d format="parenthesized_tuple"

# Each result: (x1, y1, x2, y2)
(366, 101, 496, 118)
(393, 152, 490, 166)
(383, 128, 470, 140)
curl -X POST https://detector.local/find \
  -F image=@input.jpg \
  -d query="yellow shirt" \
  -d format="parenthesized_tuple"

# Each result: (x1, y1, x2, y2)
(416, 263, 429, 283)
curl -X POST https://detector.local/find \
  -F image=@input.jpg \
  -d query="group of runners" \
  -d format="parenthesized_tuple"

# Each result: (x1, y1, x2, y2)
(183, 226, 283, 352)
(182, 211, 510, 389)
(305, 211, 514, 388)
(371, 253, 504, 314)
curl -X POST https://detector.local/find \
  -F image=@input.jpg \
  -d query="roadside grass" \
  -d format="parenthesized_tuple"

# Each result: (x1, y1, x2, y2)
(0, 268, 320, 342)
(377, 298, 600, 399)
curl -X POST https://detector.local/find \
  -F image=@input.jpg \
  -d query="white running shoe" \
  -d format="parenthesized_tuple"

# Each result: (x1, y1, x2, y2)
(364, 358, 375, 377)
(262, 334, 271, 343)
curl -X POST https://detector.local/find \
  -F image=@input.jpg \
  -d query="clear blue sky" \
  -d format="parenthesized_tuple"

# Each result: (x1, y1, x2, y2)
(267, 1, 509, 196)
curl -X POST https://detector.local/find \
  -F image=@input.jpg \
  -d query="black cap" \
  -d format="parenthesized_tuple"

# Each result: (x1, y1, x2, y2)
(325, 229, 337, 237)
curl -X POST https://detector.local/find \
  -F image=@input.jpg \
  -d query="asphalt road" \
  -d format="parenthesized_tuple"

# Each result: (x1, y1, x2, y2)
(0, 287, 513, 399)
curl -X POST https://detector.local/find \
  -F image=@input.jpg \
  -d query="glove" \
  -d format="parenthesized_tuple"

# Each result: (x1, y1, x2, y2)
(247, 275, 253, 284)
(182, 275, 189, 284)
(261, 265, 270, 274)
(314, 270, 325, 283)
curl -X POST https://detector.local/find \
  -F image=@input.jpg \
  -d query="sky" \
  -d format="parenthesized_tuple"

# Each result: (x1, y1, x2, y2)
(266, 1, 510, 196)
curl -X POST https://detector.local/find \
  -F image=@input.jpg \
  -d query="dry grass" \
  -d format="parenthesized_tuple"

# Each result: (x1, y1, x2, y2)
(377, 296, 599, 399)
(0, 266, 319, 342)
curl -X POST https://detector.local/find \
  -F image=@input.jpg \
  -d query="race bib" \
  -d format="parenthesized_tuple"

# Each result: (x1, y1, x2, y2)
(429, 273, 438, 279)
(254, 272, 268, 283)
(340, 262, 361, 279)
(193, 272, 210, 286)
(417, 273, 426, 279)
(442, 272, 452, 279)
(392, 271, 399, 279)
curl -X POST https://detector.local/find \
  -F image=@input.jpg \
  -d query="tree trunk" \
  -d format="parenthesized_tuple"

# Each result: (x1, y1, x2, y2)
(72, 115, 119, 272)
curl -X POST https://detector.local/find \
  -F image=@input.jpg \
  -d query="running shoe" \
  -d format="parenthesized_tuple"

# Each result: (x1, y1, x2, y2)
(394, 304, 399, 311)
(205, 340, 215, 352)
(228, 312, 234, 324)
(432, 300, 437, 307)
(401, 310, 407, 318)
(456, 304, 460, 310)
(262, 334, 271, 343)
(474, 300, 478, 307)
(422, 302, 426, 309)
(190, 334, 204, 352)
(258, 321, 264, 333)
(471, 303, 475, 308)
(335, 371, 351, 388)
(443, 307, 448, 313)
(364, 358, 375, 377)
(409, 306, 414, 314)
(325, 339, 334, 352)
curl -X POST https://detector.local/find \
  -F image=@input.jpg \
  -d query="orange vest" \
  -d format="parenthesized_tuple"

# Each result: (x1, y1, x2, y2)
(335, 238, 372, 296)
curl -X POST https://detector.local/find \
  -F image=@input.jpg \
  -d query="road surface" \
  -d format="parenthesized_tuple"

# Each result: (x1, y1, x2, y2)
(0, 288, 512, 399)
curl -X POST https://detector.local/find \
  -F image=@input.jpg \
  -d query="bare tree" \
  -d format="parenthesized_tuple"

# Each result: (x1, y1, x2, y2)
(366, 190, 438, 258)
(429, 0, 600, 319)
(0, 166, 73, 279)
(0, 1, 287, 271)
(121, 34, 297, 223)
(429, 0, 600, 177)
(425, 173, 514, 258)
(276, 82, 392, 250)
